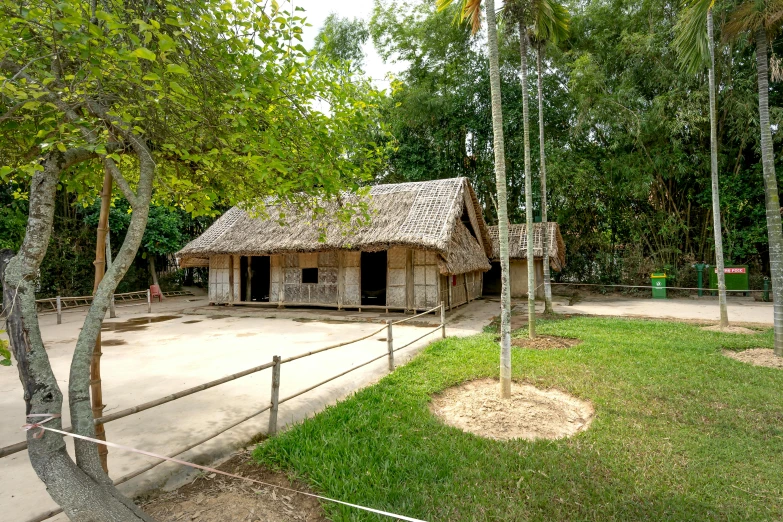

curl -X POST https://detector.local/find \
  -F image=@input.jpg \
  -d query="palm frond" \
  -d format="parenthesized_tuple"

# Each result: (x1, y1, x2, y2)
(436, 0, 484, 34)
(532, 0, 570, 45)
(723, 0, 783, 43)
(672, 0, 714, 74)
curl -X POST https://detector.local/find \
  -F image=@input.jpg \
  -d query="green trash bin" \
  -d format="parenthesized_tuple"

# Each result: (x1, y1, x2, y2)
(651, 273, 667, 299)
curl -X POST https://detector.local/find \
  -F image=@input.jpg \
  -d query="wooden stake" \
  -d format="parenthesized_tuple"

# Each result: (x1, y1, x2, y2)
(268, 355, 281, 436)
(387, 320, 394, 371)
(91, 169, 112, 472)
(441, 301, 446, 338)
(146, 289, 151, 313)
(56, 296, 61, 325)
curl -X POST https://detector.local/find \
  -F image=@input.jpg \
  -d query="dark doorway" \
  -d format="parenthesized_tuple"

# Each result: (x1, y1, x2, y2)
(361, 251, 387, 306)
(483, 261, 502, 295)
(240, 256, 270, 302)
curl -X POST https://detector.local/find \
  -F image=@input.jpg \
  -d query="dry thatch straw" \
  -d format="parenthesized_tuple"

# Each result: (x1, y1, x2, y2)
(487, 223, 566, 271)
(178, 177, 492, 275)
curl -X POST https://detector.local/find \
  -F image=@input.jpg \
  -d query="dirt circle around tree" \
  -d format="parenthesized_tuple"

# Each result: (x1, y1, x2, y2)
(701, 325, 759, 334)
(723, 348, 783, 369)
(511, 335, 582, 350)
(430, 378, 594, 441)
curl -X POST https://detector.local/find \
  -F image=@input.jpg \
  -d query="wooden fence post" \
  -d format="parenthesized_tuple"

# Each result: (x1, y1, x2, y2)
(387, 320, 394, 371)
(146, 289, 151, 313)
(268, 355, 281, 436)
(440, 301, 446, 338)
(56, 296, 62, 325)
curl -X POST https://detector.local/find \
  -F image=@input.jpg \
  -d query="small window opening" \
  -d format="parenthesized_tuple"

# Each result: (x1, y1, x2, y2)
(302, 267, 319, 284)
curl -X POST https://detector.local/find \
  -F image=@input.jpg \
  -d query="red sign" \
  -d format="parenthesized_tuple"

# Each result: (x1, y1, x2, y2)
(714, 267, 746, 274)
(452, 275, 457, 286)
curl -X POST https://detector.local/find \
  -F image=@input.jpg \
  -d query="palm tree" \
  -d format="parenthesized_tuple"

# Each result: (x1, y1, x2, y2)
(503, 0, 537, 338)
(722, 0, 783, 355)
(530, 1, 570, 316)
(436, 0, 514, 396)
(673, 0, 730, 329)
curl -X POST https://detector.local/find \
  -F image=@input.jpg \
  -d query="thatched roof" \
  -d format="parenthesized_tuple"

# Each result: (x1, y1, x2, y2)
(488, 223, 566, 271)
(178, 177, 491, 275)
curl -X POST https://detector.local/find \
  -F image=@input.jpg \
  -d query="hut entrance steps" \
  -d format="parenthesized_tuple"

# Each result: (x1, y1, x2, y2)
(361, 251, 387, 307)
(240, 256, 271, 302)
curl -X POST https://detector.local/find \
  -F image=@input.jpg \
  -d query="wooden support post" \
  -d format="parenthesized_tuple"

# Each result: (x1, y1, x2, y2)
(228, 255, 235, 306)
(268, 355, 281, 436)
(146, 289, 151, 313)
(441, 301, 446, 338)
(55, 296, 62, 325)
(387, 320, 394, 371)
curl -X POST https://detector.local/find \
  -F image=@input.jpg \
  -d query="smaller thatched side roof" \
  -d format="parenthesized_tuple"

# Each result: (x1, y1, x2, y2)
(488, 223, 566, 271)
(438, 220, 492, 275)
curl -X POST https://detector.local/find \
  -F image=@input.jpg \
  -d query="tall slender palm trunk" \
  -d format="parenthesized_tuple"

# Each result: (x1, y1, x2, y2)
(707, 9, 729, 328)
(486, 0, 513, 396)
(754, 27, 783, 355)
(536, 41, 553, 314)
(519, 21, 536, 338)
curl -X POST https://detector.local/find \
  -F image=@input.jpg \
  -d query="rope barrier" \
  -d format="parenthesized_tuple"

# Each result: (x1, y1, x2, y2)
(393, 326, 442, 353)
(22, 416, 427, 522)
(391, 304, 442, 325)
(279, 325, 388, 365)
(551, 282, 762, 292)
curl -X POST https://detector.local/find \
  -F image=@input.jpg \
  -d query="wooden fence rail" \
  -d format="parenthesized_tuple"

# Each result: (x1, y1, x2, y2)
(12, 302, 447, 522)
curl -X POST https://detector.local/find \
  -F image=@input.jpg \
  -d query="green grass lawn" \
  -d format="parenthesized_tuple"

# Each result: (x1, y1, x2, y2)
(253, 317, 783, 521)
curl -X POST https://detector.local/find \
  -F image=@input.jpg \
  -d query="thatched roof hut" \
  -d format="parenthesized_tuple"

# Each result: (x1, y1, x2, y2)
(487, 223, 566, 271)
(179, 178, 492, 312)
(179, 177, 491, 275)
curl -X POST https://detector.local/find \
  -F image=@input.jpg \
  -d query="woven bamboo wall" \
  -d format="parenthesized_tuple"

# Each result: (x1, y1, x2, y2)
(209, 254, 240, 303)
(413, 250, 439, 308)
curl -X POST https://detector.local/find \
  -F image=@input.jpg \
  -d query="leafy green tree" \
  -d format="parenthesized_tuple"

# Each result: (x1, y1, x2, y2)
(0, 0, 386, 518)
(721, 0, 783, 354)
(674, 0, 730, 328)
(436, 0, 514, 397)
(314, 13, 370, 71)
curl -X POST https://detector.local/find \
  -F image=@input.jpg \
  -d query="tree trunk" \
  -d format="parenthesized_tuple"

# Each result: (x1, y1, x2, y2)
(485, 0, 513, 398)
(106, 230, 117, 319)
(519, 20, 536, 338)
(707, 9, 729, 329)
(537, 40, 554, 315)
(0, 151, 155, 521)
(754, 27, 783, 356)
(91, 169, 113, 472)
(148, 254, 160, 288)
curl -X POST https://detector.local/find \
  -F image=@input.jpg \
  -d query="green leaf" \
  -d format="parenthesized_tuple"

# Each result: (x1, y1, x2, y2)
(142, 72, 161, 81)
(166, 64, 189, 75)
(132, 47, 156, 61)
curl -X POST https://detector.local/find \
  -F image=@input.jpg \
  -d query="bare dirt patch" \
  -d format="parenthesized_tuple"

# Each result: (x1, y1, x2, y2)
(702, 325, 759, 334)
(430, 378, 594, 441)
(723, 348, 783, 369)
(511, 335, 582, 350)
(141, 452, 326, 522)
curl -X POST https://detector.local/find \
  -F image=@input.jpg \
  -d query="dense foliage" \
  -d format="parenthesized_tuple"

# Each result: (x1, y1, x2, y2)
(371, 0, 782, 287)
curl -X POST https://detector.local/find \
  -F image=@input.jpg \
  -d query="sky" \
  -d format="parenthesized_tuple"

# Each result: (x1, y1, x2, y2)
(290, 0, 406, 88)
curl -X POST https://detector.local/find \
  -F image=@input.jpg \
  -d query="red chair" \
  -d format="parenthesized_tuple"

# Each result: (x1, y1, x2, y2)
(150, 284, 164, 302)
